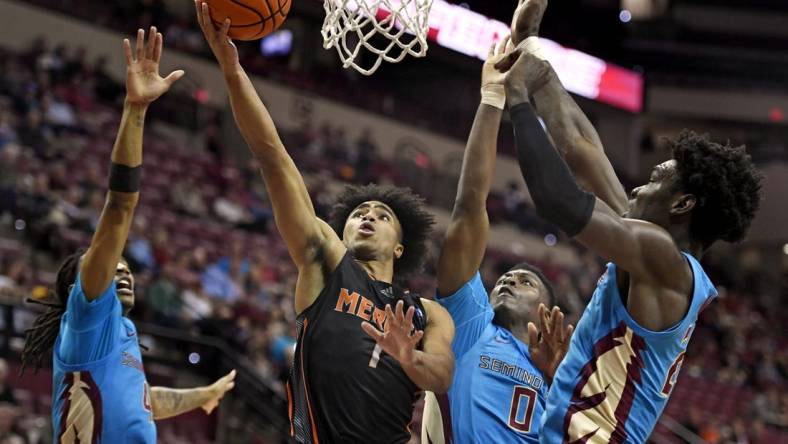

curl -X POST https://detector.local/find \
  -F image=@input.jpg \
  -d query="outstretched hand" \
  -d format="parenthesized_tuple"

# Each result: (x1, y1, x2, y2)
(482, 36, 514, 88)
(528, 304, 573, 384)
(123, 27, 184, 106)
(201, 369, 236, 414)
(511, 0, 548, 45)
(493, 48, 552, 106)
(361, 300, 424, 369)
(194, 0, 240, 73)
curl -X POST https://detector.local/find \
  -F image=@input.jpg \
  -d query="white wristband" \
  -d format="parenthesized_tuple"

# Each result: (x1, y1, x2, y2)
(523, 36, 546, 60)
(481, 84, 506, 110)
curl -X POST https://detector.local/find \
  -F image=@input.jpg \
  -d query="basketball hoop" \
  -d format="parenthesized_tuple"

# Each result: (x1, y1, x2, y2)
(321, 0, 433, 76)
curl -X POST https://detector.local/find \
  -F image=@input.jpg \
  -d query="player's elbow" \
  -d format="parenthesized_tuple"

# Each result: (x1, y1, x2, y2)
(426, 354, 454, 394)
(106, 191, 139, 212)
(435, 360, 454, 394)
(453, 187, 487, 217)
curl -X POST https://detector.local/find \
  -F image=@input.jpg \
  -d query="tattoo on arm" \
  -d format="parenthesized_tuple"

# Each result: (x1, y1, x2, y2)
(150, 386, 212, 420)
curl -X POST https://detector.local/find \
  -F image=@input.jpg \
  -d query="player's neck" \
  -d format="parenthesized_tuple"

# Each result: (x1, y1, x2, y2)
(493, 316, 530, 346)
(667, 224, 704, 258)
(356, 259, 394, 284)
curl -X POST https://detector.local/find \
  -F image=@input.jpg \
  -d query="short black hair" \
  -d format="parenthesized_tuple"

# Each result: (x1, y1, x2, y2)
(21, 248, 84, 372)
(509, 262, 556, 307)
(670, 130, 762, 249)
(329, 184, 435, 280)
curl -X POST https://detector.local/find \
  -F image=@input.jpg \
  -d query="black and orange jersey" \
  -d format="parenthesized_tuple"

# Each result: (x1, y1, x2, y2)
(288, 252, 427, 444)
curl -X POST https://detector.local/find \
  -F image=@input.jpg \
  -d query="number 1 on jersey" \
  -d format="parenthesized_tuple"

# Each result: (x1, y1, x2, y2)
(369, 344, 383, 368)
(508, 386, 537, 433)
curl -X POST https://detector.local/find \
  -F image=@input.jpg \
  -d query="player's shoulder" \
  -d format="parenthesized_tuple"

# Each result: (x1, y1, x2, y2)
(420, 298, 451, 323)
(436, 271, 485, 300)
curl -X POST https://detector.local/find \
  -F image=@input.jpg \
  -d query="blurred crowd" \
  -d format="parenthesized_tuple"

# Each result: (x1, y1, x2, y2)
(0, 26, 786, 444)
(23, 0, 788, 165)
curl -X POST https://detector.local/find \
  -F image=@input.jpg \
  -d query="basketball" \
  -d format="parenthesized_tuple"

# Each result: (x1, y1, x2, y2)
(207, 0, 291, 41)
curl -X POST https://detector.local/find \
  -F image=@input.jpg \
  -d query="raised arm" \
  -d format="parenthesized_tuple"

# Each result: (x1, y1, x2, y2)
(80, 28, 183, 299)
(502, 53, 691, 328)
(195, 2, 343, 281)
(531, 69, 629, 214)
(509, 0, 628, 214)
(151, 370, 235, 420)
(436, 41, 511, 296)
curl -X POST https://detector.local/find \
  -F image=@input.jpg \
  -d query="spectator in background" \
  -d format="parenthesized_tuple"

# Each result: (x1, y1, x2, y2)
(0, 257, 29, 296)
(0, 109, 17, 150)
(0, 403, 24, 444)
(42, 91, 77, 131)
(753, 387, 788, 428)
(148, 263, 183, 325)
(83, 188, 105, 231)
(306, 122, 331, 157)
(92, 55, 122, 103)
(353, 128, 377, 183)
(170, 175, 208, 216)
(180, 283, 213, 323)
(16, 109, 52, 156)
(202, 260, 242, 303)
(0, 358, 17, 406)
(150, 227, 171, 267)
(213, 189, 252, 226)
(126, 217, 156, 271)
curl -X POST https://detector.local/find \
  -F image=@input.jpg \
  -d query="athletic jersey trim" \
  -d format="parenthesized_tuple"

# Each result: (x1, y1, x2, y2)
(608, 253, 708, 340)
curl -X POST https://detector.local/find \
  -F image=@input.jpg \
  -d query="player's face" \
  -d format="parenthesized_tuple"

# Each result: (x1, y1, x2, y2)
(115, 260, 135, 313)
(343, 201, 404, 264)
(489, 269, 549, 322)
(625, 160, 683, 225)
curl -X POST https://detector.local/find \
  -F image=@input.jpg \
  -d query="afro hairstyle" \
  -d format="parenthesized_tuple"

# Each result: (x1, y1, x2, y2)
(669, 130, 762, 249)
(328, 184, 435, 280)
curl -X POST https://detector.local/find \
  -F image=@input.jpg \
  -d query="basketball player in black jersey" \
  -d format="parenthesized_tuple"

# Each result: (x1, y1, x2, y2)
(195, 3, 455, 443)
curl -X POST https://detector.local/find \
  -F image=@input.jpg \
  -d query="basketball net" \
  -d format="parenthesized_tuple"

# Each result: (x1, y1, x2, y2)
(321, 0, 433, 75)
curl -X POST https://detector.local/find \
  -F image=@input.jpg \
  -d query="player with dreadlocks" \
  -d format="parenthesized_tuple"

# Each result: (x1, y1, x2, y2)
(497, 3, 764, 438)
(195, 2, 455, 443)
(22, 28, 235, 444)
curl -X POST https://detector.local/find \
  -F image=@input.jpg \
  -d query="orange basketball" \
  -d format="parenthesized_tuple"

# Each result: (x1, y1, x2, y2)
(207, 0, 292, 41)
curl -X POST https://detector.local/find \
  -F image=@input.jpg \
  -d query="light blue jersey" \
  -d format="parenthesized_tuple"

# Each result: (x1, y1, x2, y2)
(540, 253, 717, 443)
(427, 272, 547, 443)
(52, 273, 156, 443)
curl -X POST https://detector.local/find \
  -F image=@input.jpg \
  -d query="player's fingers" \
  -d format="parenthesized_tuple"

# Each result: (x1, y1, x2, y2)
(395, 300, 405, 323)
(527, 322, 539, 349)
(361, 321, 384, 341)
(122, 39, 133, 65)
(547, 307, 559, 337)
(539, 303, 551, 336)
(411, 329, 424, 344)
(194, 0, 204, 29)
(404, 305, 416, 329)
(562, 325, 574, 352)
(163, 69, 186, 86)
(537, 307, 548, 341)
(384, 304, 396, 329)
(201, 2, 214, 34)
(494, 48, 521, 72)
(146, 26, 157, 60)
(497, 35, 510, 55)
(488, 42, 495, 59)
(221, 17, 231, 37)
(226, 369, 237, 381)
(153, 32, 163, 63)
(553, 310, 565, 342)
(504, 35, 513, 53)
(135, 28, 145, 62)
